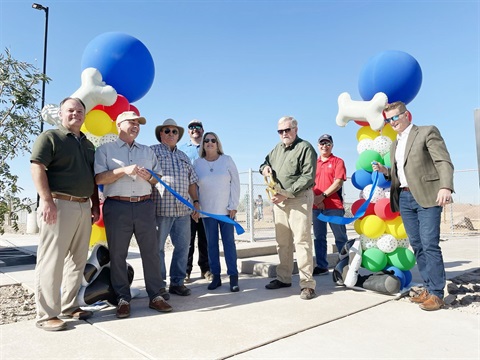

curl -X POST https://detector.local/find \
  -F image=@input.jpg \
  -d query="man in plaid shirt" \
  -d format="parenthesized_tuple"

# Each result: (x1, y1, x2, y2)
(151, 119, 201, 299)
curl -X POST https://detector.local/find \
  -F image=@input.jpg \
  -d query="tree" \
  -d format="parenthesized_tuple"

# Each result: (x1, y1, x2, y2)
(0, 48, 49, 234)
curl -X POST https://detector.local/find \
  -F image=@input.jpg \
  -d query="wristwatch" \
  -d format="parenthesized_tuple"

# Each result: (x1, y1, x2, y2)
(322, 193, 328, 198)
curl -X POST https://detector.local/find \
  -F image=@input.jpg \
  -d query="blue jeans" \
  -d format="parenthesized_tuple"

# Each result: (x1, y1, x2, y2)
(203, 217, 238, 276)
(312, 208, 348, 269)
(399, 190, 445, 299)
(156, 215, 191, 287)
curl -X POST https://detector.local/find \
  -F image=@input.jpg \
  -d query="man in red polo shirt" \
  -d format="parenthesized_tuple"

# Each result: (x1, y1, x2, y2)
(312, 134, 348, 276)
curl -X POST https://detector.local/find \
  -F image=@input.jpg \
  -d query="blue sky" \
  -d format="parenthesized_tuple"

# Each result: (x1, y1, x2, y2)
(1, 0, 479, 203)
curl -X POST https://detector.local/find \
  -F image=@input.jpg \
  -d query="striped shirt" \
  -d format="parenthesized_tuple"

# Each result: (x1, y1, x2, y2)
(151, 142, 199, 217)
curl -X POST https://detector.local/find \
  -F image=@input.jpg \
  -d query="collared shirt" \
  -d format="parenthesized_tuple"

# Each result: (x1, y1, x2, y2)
(259, 136, 317, 196)
(313, 154, 346, 210)
(395, 123, 413, 188)
(178, 140, 200, 164)
(150, 142, 199, 217)
(94, 138, 162, 197)
(30, 128, 96, 197)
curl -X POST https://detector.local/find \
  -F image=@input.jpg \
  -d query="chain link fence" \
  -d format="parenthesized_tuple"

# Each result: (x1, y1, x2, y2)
(237, 169, 480, 242)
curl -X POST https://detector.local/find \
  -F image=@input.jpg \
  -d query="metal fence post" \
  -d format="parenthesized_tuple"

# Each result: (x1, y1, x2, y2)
(248, 168, 255, 242)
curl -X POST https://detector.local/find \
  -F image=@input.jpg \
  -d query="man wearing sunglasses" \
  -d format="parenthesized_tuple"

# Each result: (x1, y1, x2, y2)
(151, 119, 200, 299)
(179, 120, 213, 283)
(372, 101, 454, 311)
(312, 134, 348, 277)
(260, 116, 317, 300)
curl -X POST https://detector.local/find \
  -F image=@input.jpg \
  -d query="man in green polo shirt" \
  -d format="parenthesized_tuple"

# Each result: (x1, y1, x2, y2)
(30, 97, 100, 331)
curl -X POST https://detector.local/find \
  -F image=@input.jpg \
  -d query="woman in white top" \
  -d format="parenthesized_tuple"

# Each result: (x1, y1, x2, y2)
(193, 132, 241, 292)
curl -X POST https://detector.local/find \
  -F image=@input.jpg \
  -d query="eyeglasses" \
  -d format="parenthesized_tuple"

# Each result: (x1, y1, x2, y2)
(188, 125, 203, 130)
(163, 128, 178, 135)
(277, 128, 291, 135)
(319, 142, 332, 147)
(385, 111, 406, 123)
(204, 138, 217, 143)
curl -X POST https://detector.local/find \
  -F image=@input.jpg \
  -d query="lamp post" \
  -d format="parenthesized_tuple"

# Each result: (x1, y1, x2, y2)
(32, 3, 49, 210)
(32, 3, 49, 134)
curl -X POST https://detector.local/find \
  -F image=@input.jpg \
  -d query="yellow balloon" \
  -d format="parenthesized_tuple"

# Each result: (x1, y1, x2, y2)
(89, 223, 107, 248)
(81, 124, 87, 134)
(381, 123, 397, 141)
(84, 110, 113, 136)
(110, 120, 119, 134)
(361, 215, 386, 239)
(354, 219, 363, 235)
(385, 216, 404, 238)
(356, 126, 379, 141)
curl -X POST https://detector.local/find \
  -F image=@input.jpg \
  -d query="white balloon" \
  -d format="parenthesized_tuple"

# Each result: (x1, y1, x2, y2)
(71, 68, 117, 112)
(100, 133, 118, 146)
(362, 184, 386, 202)
(357, 139, 374, 154)
(376, 234, 398, 253)
(85, 133, 102, 148)
(373, 136, 392, 157)
(336, 92, 388, 131)
(397, 238, 410, 248)
(360, 234, 378, 250)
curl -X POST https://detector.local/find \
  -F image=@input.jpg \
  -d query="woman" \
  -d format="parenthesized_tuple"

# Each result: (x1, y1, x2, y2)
(193, 132, 241, 292)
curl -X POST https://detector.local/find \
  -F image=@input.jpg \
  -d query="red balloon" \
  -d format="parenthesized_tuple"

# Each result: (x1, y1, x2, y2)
(94, 203, 105, 227)
(354, 120, 370, 127)
(351, 198, 375, 219)
(374, 198, 399, 220)
(101, 95, 130, 121)
(129, 104, 140, 116)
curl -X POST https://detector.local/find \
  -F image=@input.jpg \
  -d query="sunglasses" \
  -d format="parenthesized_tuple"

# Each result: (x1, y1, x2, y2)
(319, 142, 332, 147)
(204, 138, 217, 143)
(277, 128, 291, 135)
(385, 111, 406, 123)
(163, 128, 178, 135)
(188, 125, 203, 130)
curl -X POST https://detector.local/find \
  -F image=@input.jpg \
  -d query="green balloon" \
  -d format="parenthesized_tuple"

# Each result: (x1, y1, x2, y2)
(361, 248, 388, 272)
(387, 247, 416, 271)
(356, 150, 384, 172)
(383, 152, 391, 167)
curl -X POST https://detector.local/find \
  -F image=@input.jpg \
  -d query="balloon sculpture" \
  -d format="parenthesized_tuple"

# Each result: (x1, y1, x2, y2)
(333, 50, 423, 292)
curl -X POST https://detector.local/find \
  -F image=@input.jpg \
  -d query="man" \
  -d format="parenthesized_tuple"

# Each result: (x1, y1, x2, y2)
(95, 111, 172, 318)
(260, 116, 317, 300)
(178, 119, 212, 282)
(312, 134, 348, 276)
(30, 97, 100, 331)
(255, 195, 264, 220)
(151, 119, 200, 298)
(372, 101, 454, 311)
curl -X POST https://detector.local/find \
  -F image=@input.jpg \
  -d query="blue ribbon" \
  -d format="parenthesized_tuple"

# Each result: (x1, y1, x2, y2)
(317, 171, 380, 225)
(148, 170, 245, 235)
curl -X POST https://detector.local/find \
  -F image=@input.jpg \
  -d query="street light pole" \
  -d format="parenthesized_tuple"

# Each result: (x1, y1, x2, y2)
(32, 3, 49, 133)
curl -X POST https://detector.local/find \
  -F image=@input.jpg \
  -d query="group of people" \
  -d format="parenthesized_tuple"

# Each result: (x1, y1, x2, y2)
(31, 98, 240, 331)
(31, 97, 454, 331)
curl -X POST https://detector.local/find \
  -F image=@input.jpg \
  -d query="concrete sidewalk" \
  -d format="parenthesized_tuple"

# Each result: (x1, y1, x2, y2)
(0, 233, 479, 359)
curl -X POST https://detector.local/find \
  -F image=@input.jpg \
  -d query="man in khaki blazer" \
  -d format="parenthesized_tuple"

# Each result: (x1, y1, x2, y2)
(373, 101, 454, 312)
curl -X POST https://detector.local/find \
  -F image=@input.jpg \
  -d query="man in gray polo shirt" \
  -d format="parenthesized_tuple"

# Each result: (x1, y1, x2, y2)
(95, 111, 172, 319)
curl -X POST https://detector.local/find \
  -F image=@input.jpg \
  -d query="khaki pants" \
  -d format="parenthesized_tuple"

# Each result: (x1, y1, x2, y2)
(35, 198, 92, 322)
(273, 190, 316, 289)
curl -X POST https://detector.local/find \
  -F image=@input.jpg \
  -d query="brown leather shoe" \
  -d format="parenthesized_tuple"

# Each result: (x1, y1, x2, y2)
(410, 289, 430, 303)
(116, 299, 130, 318)
(149, 296, 173, 313)
(36, 317, 67, 331)
(419, 295, 445, 311)
(60, 308, 93, 320)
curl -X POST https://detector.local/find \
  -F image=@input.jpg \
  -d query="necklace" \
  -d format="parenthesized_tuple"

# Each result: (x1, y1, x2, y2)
(207, 159, 215, 172)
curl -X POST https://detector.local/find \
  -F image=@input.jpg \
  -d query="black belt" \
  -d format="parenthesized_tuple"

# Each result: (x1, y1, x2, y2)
(108, 195, 151, 202)
(52, 193, 89, 203)
(401, 187, 411, 192)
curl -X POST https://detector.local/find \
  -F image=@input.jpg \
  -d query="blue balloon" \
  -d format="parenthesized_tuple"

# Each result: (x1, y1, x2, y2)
(384, 265, 406, 289)
(402, 270, 412, 288)
(358, 50, 422, 105)
(351, 169, 373, 190)
(373, 172, 391, 188)
(81, 32, 155, 103)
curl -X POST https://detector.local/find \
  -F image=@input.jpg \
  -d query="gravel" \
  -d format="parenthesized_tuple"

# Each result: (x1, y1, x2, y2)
(1, 268, 478, 325)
